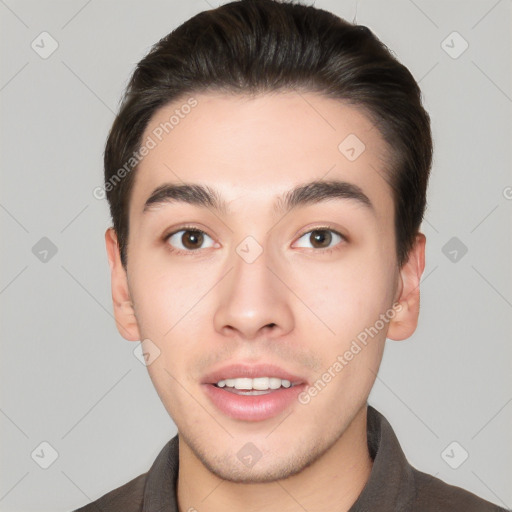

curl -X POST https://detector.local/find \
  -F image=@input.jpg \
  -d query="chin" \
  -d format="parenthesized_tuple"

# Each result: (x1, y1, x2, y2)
(201, 452, 315, 484)
(181, 427, 335, 484)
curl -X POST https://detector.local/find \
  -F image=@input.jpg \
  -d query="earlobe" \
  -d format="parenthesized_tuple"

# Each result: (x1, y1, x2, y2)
(387, 233, 426, 342)
(104, 228, 141, 342)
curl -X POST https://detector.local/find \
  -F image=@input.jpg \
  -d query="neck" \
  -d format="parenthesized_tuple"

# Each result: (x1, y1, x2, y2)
(177, 404, 373, 512)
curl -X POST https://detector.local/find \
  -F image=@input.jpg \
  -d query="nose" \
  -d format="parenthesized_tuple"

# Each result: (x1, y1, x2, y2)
(213, 241, 295, 340)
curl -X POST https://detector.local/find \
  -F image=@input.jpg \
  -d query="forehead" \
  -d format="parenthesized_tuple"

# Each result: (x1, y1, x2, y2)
(130, 90, 394, 222)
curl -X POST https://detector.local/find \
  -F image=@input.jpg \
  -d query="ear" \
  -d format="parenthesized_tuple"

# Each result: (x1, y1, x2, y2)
(104, 227, 141, 342)
(386, 232, 426, 341)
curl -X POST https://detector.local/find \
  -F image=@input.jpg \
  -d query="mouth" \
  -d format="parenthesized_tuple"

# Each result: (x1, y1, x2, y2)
(201, 363, 308, 422)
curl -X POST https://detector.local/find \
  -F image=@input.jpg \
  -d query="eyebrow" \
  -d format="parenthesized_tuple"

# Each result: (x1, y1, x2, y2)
(142, 179, 375, 216)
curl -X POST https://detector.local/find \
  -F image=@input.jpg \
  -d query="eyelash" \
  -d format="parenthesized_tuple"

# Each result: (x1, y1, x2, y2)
(163, 224, 347, 256)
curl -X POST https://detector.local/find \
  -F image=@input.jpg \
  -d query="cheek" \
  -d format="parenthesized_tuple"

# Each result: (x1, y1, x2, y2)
(129, 261, 214, 386)
(292, 255, 394, 342)
(129, 257, 213, 337)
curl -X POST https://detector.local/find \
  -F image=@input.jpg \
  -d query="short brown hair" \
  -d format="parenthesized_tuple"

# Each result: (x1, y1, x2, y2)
(104, 0, 433, 269)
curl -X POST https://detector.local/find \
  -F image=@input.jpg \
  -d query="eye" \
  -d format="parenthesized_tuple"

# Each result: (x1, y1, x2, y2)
(294, 227, 346, 251)
(165, 227, 216, 253)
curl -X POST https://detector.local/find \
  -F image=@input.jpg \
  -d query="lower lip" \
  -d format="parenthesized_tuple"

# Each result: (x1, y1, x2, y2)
(202, 383, 307, 422)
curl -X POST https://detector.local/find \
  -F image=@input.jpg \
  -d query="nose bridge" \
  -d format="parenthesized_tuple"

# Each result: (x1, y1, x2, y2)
(213, 236, 294, 339)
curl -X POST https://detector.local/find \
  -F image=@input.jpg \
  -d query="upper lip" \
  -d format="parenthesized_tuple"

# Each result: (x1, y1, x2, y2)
(201, 363, 307, 386)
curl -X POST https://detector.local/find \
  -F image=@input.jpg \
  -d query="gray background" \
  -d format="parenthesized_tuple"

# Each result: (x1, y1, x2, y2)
(1, 0, 511, 511)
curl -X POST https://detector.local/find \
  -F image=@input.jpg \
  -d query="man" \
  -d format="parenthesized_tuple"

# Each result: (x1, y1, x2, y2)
(74, 0, 506, 510)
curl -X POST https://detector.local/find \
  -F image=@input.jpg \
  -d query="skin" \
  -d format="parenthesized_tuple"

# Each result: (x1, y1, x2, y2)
(105, 90, 426, 512)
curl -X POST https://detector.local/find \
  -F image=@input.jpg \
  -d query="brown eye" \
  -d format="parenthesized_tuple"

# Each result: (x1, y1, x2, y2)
(310, 230, 332, 248)
(166, 229, 215, 252)
(182, 230, 203, 249)
(294, 228, 345, 250)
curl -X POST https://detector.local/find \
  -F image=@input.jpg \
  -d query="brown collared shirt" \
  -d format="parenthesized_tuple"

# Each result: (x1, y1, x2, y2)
(73, 405, 507, 511)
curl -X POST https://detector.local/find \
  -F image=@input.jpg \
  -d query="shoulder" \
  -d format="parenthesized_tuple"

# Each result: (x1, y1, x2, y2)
(411, 467, 508, 511)
(70, 435, 179, 512)
(71, 471, 147, 512)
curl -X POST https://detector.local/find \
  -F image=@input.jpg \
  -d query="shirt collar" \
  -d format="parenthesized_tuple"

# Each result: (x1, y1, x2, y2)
(349, 405, 416, 511)
(143, 404, 416, 511)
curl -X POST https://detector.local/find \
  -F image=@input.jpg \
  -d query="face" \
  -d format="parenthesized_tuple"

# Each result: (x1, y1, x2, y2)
(106, 90, 425, 483)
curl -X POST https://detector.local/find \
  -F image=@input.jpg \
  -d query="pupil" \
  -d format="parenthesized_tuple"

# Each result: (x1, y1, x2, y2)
(312, 230, 331, 248)
(183, 230, 203, 249)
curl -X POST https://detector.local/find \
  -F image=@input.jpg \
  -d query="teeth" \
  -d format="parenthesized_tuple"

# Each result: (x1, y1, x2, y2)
(216, 377, 292, 390)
